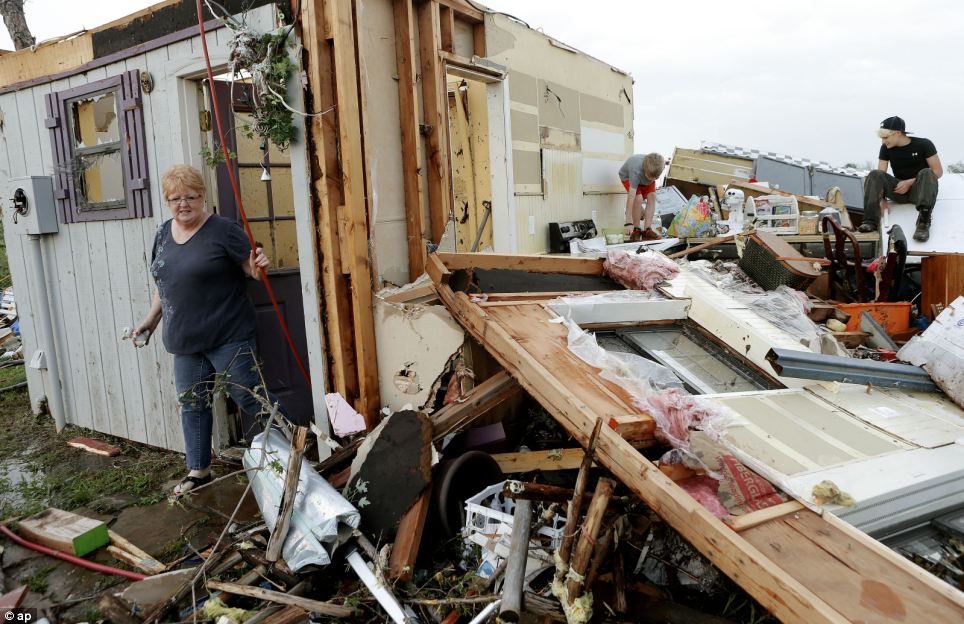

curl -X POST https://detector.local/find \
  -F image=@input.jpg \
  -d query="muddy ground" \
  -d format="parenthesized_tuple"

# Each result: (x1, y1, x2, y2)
(0, 377, 267, 623)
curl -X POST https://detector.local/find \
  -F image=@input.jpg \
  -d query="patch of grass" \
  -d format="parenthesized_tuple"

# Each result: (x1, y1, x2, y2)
(0, 362, 26, 387)
(0, 387, 183, 520)
(22, 564, 56, 593)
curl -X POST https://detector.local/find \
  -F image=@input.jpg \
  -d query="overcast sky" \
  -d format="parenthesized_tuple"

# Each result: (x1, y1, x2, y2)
(4, 0, 962, 168)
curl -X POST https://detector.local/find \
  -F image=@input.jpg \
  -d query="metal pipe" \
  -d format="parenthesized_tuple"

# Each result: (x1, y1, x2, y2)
(25, 234, 66, 429)
(499, 499, 531, 622)
(766, 348, 938, 392)
(468, 598, 502, 624)
(345, 546, 418, 623)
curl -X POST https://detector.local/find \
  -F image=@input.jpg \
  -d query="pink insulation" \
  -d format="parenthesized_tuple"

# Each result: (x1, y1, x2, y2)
(603, 249, 680, 291)
(636, 388, 730, 451)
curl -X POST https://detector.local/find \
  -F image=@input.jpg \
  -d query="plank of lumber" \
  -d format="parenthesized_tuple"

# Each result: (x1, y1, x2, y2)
(392, 0, 427, 281)
(108, 530, 165, 574)
(331, 0, 381, 426)
(725, 501, 804, 532)
(418, 0, 453, 242)
(491, 448, 586, 473)
(207, 580, 354, 617)
(742, 511, 963, 623)
(108, 545, 164, 576)
(300, 0, 357, 401)
(437, 252, 605, 275)
(67, 437, 121, 456)
(429, 277, 850, 623)
(266, 427, 309, 562)
(388, 487, 431, 581)
(431, 370, 522, 440)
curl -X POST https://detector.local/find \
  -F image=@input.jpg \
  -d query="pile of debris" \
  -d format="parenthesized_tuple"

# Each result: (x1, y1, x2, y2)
(0, 287, 22, 363)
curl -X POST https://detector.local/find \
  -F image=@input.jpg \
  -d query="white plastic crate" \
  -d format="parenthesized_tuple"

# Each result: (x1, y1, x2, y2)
(745, 194, 799, 235)
(463, 481, 566, 550)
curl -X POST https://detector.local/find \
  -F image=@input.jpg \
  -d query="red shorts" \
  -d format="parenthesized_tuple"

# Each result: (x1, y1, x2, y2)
(622, 178, 657, 196)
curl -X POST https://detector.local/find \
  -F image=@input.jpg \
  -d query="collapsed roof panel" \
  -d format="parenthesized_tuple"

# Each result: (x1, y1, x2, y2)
(428, 251, 964, 623)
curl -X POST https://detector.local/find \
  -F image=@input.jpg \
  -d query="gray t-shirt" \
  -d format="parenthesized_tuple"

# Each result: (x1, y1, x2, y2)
(618, 154, 652, 189)
(151, 215, 256, 355)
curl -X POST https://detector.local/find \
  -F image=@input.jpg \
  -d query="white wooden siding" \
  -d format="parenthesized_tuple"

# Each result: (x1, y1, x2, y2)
(0, 6, 277, 452)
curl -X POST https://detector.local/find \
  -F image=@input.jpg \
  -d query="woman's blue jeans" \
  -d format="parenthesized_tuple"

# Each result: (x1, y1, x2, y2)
(172, 339, 282, 470)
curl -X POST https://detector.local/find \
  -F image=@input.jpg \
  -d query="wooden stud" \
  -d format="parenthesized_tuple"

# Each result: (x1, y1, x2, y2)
(417, 0, 453, 242)
(301, 0, 356, 401)
(431, 370, 521, 440)
(388, 487, 432, 581)
(266, 426, 309, 562)
(330, 0, 381, 427)
(472, 22, 486, 57)
(392, 0, 427, 281)
(439, 6, 455, 53)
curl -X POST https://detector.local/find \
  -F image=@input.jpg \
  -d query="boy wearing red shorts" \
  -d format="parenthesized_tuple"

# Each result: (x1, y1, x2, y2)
(619, 152, 666, 241)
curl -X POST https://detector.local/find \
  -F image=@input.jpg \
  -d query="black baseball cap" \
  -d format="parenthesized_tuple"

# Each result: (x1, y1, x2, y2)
(880, 116, 911, 134)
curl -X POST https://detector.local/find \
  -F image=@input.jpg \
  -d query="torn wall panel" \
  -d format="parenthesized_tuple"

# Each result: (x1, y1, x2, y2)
(375, 296, 465, 412)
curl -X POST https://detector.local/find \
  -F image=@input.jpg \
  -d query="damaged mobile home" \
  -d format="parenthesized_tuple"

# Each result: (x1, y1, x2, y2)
(0, 0, 963, 622)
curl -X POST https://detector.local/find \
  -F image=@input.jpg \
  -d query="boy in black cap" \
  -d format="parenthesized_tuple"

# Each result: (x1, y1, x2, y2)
(860, 116, 943, 242)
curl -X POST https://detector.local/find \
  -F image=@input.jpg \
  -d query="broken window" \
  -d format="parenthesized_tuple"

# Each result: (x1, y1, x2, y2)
(45, 70, 151, 223)
(596, 325, 777, 394)
(68, 91, 125, 211)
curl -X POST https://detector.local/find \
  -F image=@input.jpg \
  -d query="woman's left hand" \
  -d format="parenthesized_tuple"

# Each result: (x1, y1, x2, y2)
(248, 247, 271, 280)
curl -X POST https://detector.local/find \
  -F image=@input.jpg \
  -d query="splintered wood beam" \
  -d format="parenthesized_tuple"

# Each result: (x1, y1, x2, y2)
(300, 0, 356, 401)
(417, 0, 453, 242)
(557, 419, 602, 573)
(207, 581, 354, 617)
(431, 370, 522, 440)
(266, 427, 309, 562)
(330, 0, 381, 427)
(566, 477, 615, 603)
(393, 0, 426, 281)
(388, 487, 432, 581)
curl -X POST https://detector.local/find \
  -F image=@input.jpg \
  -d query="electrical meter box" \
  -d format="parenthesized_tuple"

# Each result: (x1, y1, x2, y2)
(3, 176, 59, 235)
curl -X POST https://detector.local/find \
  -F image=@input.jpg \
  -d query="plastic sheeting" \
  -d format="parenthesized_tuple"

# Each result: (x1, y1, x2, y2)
(565, 319, 682, 398)
(243, 429, 360, 570)
(603, 249, 680, 290)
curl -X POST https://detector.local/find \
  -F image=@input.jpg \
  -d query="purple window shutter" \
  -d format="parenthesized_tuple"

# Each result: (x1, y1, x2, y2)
(44, 92, 75, 224)
(120, 69, 151, 218)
